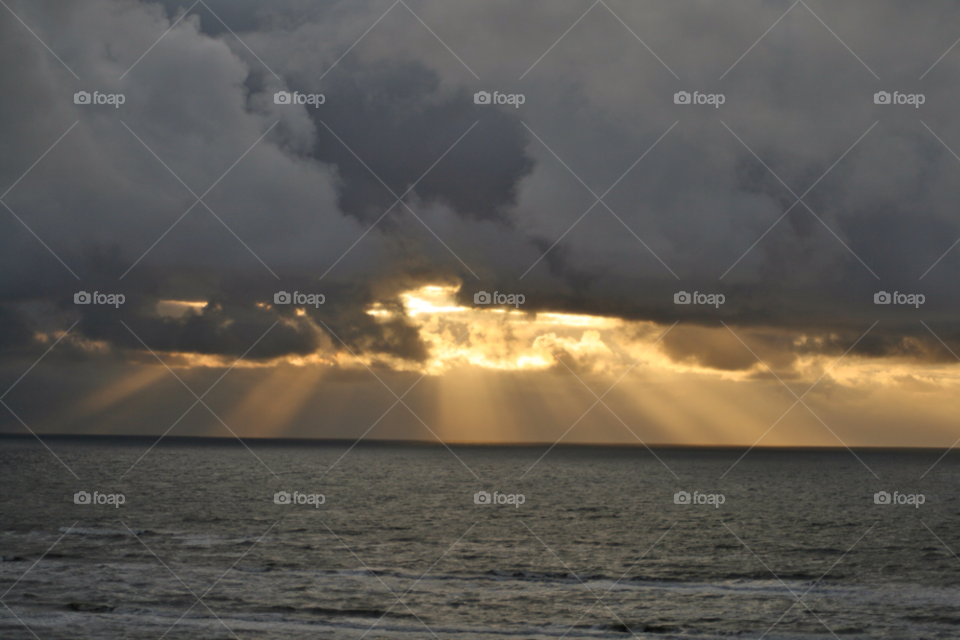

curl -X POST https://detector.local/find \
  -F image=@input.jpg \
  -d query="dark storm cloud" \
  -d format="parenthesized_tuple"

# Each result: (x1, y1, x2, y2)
(0, 305, 37, 353)
(308, 58, 533, 224)
(3, 0, 960, 373)
(7, 258, 432, 365)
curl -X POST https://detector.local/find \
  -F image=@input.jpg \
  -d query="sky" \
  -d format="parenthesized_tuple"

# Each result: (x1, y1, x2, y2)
(2, 0, 960, 448)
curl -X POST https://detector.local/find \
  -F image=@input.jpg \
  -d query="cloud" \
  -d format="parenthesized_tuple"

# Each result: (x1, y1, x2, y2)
(2, 0, 960, 377)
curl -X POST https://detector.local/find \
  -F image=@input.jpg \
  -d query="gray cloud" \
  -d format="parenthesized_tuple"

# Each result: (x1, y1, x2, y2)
(2, 0, 960, 377)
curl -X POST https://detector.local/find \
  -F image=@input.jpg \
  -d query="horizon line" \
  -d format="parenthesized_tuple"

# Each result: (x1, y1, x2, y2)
(0, 432, 955, 453)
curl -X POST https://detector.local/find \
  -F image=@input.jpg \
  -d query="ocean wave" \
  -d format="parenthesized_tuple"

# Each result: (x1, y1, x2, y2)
(307, 566, 865, 599)
(59, 526, 146, 537)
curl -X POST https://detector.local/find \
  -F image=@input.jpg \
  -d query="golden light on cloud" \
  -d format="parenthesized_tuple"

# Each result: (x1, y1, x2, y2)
(400, 285, 469, 316)
(347, 283, 960, 445)
(156, 300, 207, 318)
(536, 312, 620, 328)
(137, 286, 960, 405)
(73, 283, 960, 447)
(370, 284, 643, 374)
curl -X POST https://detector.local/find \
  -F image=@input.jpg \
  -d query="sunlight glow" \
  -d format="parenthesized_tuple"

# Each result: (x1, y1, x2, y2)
(63, 282, 960, 446)
(156, 300, 207, 318)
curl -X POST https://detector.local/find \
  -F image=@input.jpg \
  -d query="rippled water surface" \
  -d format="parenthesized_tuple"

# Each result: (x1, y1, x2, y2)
(1, 437, 959, 639)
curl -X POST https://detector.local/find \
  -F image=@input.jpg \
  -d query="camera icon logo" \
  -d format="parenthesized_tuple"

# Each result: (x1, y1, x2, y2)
(274, 291, 292, 304)
(74, 291, 92, 304)
(474, 291, 492, 304)
(674, 291, 691, 304)
(474, 491, 492, 504)
(274, 491, 291, 505)
(874, 491, 891, 504)
(674, 91, 691, 105)
(274, 91, 292, 105)
(674, 491, 691, 504)
(874, 91, 891, 105)
(74, 491, 91, 504)
(74, 91, 91, 104)
(874, 291, 891, 304)
(474, 91, 491, 105)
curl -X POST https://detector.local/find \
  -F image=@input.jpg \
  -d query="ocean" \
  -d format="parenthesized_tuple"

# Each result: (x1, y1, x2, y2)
(1, 436, 958, 639)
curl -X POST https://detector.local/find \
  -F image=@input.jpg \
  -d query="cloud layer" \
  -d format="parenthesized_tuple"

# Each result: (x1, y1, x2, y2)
(3, 0, 960, 444)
